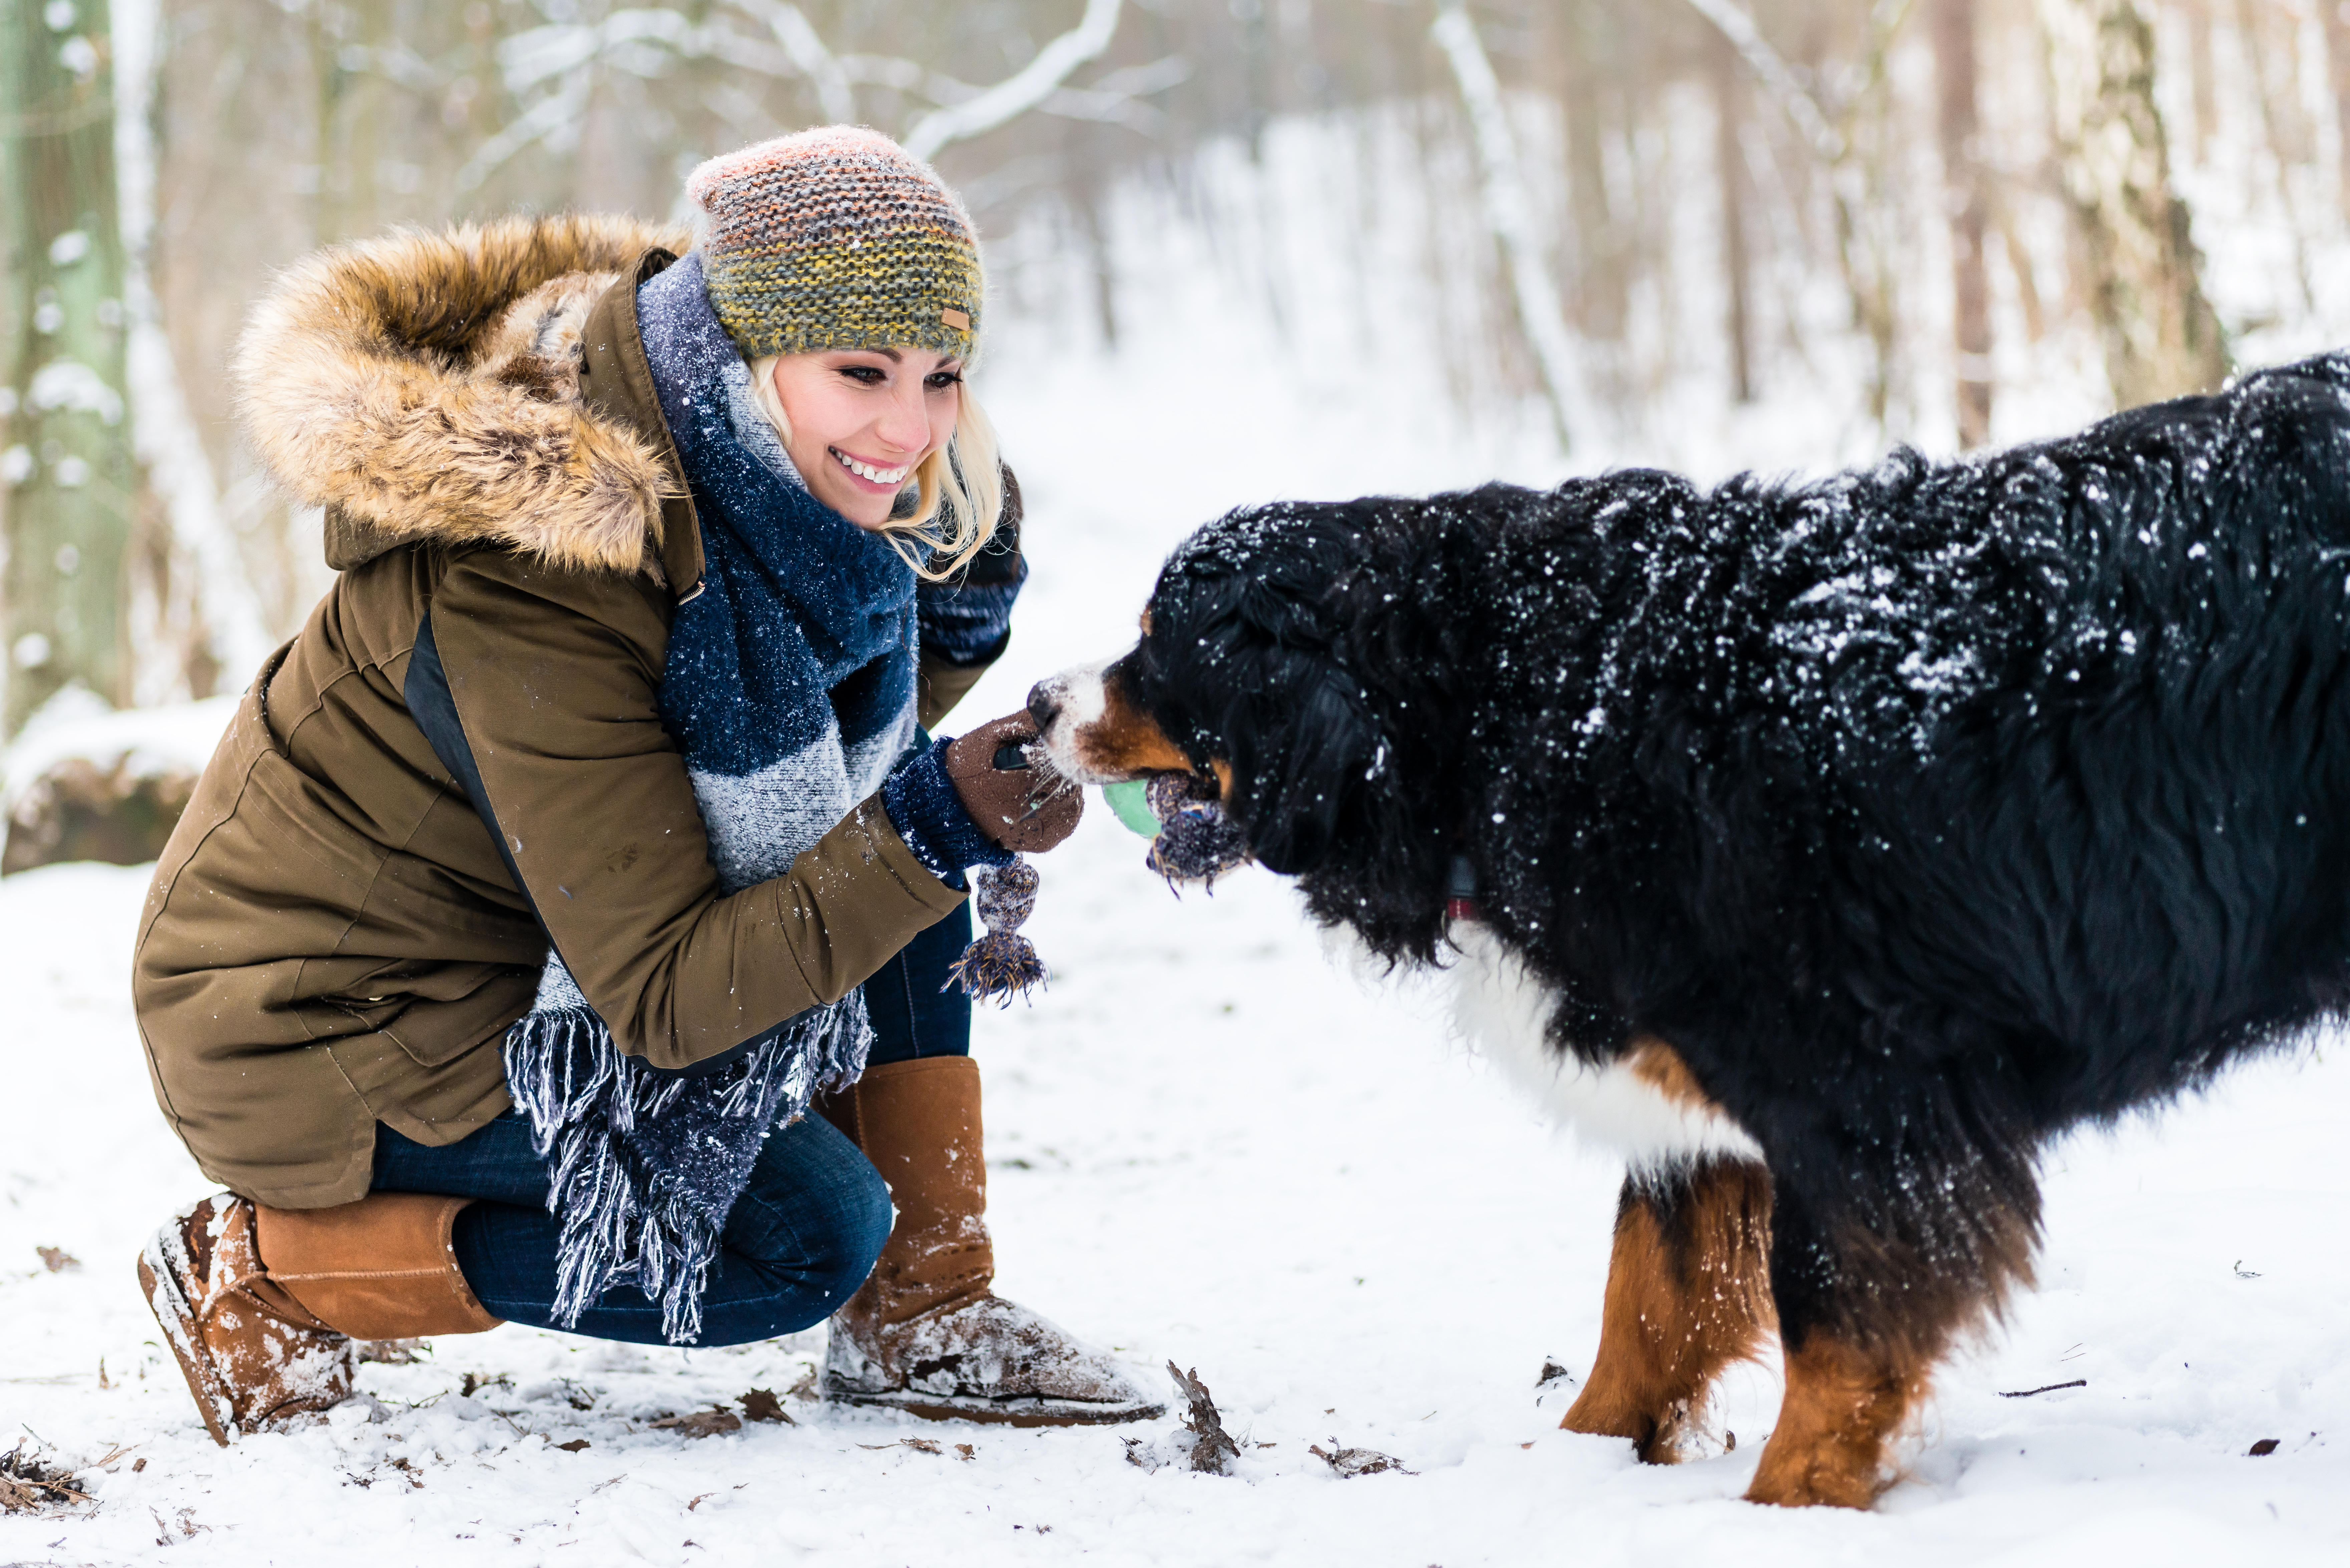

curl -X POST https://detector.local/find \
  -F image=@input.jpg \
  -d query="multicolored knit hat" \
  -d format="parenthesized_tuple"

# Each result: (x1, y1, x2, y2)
(685, 126, 982, 362)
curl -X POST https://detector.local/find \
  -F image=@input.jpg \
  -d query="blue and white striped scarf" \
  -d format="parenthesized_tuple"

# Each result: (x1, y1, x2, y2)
(502, 253, 921, 1343)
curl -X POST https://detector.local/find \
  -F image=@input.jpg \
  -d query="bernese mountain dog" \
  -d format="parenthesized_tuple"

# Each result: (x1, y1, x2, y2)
(1027, 353, 2350, 1507)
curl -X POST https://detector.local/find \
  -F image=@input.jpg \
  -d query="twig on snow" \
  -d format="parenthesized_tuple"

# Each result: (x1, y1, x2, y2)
(1308, 1440, 1415, 1478)
(1166, 1362, 1239, 1475)
(1997, 1379, 2086, 1399)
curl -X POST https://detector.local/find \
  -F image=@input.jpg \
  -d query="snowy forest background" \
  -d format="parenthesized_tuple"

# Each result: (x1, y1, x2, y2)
(7, 0, 2350, 762)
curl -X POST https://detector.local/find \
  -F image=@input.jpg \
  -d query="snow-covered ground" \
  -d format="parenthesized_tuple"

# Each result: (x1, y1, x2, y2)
(11, 137, 2350, 1565)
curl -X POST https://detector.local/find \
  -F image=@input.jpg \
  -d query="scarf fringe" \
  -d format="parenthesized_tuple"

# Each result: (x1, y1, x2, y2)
(504, 993, 872, 1343)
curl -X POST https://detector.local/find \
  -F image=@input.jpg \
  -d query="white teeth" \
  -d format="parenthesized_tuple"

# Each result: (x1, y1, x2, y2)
(833, 450, 910, 485)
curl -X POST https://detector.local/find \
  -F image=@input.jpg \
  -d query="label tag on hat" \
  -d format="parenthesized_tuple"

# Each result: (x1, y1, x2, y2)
(940, 307, 970, 330)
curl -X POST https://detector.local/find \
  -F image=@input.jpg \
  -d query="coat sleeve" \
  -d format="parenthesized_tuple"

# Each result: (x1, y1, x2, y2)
(423, 551, 966, 1071)
(915, 468, 1027, 730)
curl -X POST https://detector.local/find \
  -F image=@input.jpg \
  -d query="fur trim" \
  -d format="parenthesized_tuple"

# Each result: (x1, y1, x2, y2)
(233, 215, 693, 575)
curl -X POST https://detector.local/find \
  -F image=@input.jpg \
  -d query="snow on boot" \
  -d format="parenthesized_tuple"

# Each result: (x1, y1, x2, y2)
(819, 1057, 1164, 1426)
(136, 1194, 356, 1446)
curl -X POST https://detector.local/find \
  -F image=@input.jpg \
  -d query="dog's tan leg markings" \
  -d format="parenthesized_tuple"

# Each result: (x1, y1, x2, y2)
(1747, 1198, 2033, 1507)
(1745, 1332, 1927, 1508)
(1561, 1151, 1774, 1464)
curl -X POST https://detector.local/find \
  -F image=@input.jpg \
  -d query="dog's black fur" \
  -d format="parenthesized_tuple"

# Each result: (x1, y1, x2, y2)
(1120, 354, 2350, 1351)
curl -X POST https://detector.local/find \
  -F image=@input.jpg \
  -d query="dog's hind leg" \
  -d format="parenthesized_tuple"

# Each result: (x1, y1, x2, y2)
(1561, 1156, 1775, 1463)
(1743, 1323, 1927, 1508)
(1744, 1181, 2035, 1508)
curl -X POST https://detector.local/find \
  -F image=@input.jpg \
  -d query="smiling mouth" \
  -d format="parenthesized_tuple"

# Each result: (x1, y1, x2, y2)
(832, 449, 911, 486)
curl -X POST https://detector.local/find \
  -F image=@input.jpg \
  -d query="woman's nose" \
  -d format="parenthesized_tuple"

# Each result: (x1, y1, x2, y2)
(876, 381, 931, 452)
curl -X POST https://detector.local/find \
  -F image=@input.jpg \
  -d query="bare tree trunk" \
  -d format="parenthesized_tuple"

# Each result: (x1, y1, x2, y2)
(1559, 0, 1627, 341)
(2179, 0, 2216, 161)
(114, 0, 272, 700)
(1710, 29, 1755, 404)
(1991, 189, 2050, 344)
(2234, 0, 2315, 313)
(1682, 0, 1912, 432)
(3, 0, 136, 731)
(1932, 0, 1994, 447)
(1432, 0, 1580, 448)
(2037, 0, 2227, 408)
(2325, 1, 2350, 216)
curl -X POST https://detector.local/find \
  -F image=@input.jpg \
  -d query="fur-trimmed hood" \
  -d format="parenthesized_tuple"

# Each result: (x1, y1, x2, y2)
(234, 215, 693, 575)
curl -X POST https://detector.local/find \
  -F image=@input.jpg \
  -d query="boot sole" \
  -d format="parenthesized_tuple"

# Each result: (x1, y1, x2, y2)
(136, 1241, 233, 1449)
(824, 1381, 1167, 1428)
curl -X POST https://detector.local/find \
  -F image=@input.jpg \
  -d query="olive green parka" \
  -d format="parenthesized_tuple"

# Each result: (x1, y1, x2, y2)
(133, 218, 1005, 1208)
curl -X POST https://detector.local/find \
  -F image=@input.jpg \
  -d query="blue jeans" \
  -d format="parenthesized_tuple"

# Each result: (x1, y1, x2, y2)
(372, 1109, 887, 1345)
(861, 897, 972, 1066)
(370, 904, 973, 1344)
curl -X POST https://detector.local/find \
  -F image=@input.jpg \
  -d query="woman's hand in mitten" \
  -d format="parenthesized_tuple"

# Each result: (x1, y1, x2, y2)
(945, 712, 1084, 853)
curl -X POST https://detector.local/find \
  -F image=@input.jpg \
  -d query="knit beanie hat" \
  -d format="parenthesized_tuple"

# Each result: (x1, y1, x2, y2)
(685, 126, 982, 363)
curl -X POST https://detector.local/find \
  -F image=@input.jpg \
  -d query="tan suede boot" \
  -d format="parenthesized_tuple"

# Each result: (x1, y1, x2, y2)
(137, 1194, 357, 1446)
(255, 1192, 503, 1341)
(137, 1191, 502, 1445)
(820, 1057, 1164, 1425)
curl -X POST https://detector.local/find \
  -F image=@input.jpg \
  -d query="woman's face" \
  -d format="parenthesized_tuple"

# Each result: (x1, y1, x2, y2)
(769, 347, 963, 528)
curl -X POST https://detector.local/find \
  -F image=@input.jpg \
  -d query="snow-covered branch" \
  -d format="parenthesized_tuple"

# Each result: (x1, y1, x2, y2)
(462, 0, 1146, 192)
(902, 0, 1123, 161)
(1430, 0, 1578, 449)
(1679, 0, 1843, 161)
(844, 49, 1186, 137)
(499, 9, 802, 94)
(454, 75, 593, 193)
(1681, 0, 1917, 166)
(726, 0, 855, 123)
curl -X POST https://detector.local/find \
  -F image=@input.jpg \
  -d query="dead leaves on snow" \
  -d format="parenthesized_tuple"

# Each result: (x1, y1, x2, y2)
(856, 1438, 976, 1460)
(647, 1387, 808, 1438)
(649, 1408, 742, 1438)
(738, 1388, 794, 1425)
(0, 1442, 91, 1515)
(1307, 1441, 1414, 1478)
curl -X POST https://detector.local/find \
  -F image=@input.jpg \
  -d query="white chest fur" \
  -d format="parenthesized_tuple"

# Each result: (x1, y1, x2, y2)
(1447, 924, 1764, 1169)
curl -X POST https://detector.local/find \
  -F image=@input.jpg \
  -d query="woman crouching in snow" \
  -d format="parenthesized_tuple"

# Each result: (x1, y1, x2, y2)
(129, 128, 1160, 1439)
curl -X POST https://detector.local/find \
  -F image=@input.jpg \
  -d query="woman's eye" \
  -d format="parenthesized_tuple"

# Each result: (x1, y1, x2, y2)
(841, 366, 885, 386)
(925, 371, 964, 391)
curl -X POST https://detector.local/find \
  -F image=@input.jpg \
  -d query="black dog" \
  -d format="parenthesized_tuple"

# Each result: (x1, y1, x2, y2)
(1032, 353, 2350, 1506)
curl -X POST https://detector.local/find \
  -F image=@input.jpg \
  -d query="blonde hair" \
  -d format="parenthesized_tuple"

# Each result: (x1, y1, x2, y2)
(748, 354, 1003, 582)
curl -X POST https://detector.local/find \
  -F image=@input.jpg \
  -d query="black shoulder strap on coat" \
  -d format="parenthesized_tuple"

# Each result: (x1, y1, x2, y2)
(403, 607, 755, 1081)
(404, 609, 536, 914)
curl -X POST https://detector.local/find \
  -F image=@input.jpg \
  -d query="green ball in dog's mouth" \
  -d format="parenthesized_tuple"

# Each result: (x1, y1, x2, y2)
(1102, 778, 1162, 837)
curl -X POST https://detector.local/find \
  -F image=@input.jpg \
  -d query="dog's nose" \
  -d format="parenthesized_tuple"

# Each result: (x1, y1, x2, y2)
(1026, 679, 1060, 728)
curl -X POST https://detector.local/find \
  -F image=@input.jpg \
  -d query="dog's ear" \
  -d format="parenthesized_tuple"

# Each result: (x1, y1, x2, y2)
(1228, 655, 1382, 876)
